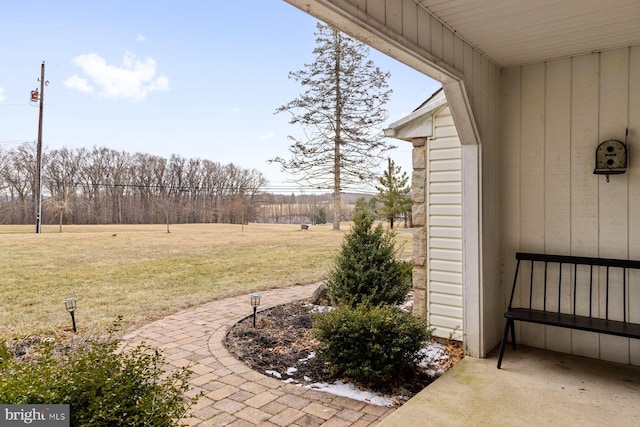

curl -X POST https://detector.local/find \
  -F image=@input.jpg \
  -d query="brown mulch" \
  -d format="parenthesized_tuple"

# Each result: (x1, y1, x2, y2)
(3, 330, 101, 362)
(225, 301, 331, 384)
(224, 300, 464, 399)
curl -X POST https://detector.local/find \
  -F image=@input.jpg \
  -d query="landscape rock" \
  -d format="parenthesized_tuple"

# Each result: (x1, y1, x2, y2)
(309, 284, 334, 306)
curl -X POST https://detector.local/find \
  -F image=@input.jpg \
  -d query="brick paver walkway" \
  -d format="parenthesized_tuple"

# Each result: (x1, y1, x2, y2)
(121, 284, 396, 426)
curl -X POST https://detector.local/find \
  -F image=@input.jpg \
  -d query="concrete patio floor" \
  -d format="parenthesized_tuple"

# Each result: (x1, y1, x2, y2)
(380, 344, 640, 427)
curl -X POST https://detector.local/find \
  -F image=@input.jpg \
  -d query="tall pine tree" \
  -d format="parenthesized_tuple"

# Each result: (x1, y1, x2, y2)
(271, 22, 392, 230)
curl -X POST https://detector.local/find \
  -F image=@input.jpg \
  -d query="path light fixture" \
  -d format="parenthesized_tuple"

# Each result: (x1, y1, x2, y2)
(64, 298, 77, 332)
(250, 294, 261, 328)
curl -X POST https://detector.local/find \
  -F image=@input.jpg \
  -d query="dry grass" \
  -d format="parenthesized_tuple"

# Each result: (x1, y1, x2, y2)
(0, 223, 411, 339)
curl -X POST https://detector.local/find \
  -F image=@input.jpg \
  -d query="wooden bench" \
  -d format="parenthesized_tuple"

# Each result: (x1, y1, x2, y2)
(497, 252, 640, 368)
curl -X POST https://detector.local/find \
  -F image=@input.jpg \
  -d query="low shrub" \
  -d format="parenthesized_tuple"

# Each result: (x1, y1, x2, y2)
(0, 320, 197, 426)
(313, 304, 432, 387)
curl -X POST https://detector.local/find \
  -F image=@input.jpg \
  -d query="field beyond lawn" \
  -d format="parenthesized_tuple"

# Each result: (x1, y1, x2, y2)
(0, 223, 411, 340)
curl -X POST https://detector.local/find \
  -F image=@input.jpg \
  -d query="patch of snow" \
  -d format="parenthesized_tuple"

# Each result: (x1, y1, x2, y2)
(265, 370, 282, 379)
(418, 342, 448, 367)
(271, 341, 452, 407)
(307, 304, 335, 313)
(418, 342, 450, 377)
(298, 351, 316, 362)
(305, 380, 404, 407)
(400, 300, 414, 312)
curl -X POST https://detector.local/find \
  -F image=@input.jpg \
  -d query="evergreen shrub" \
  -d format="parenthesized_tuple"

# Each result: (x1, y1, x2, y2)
(0, 320, 197, 426)
(313, 304, 432, 386)
(326, 209, 411, 307)
(315, 207, 327, 224)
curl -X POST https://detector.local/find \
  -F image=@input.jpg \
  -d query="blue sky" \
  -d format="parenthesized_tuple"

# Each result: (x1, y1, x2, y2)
(0, 1, 440, 192)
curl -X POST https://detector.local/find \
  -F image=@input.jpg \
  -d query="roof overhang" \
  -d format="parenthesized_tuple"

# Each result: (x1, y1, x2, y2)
(384, 88, 447, 141)
(421, 0, 640, 68)
(286, 0, 640, 69)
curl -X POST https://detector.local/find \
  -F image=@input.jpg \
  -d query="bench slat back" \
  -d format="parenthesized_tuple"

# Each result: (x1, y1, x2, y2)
(509, 252, 640, 322)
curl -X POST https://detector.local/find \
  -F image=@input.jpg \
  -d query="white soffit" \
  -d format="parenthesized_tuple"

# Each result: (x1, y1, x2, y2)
(416, 0, 640, 67)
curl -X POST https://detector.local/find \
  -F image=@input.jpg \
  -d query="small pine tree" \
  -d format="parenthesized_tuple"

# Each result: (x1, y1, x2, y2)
(315, 207, 327, 224)
(326, 209, 410, 306)
(354, 196, 376, 216)
(375, 159, 413, 229)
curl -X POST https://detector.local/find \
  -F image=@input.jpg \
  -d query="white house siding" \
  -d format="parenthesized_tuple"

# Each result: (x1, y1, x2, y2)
(500, 46, 640, 365)
(427, 106, 464, 340)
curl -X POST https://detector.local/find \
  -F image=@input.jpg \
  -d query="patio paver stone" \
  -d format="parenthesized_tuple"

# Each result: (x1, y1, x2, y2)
(122, 284, 393, 426)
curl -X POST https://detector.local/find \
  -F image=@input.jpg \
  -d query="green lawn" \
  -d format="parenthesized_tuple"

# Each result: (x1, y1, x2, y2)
(0, 223, 411, 339)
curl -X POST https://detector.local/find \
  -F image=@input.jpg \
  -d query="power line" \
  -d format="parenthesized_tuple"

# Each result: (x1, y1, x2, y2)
(0, 140, 35, 146)
(36, 181, 377, 196)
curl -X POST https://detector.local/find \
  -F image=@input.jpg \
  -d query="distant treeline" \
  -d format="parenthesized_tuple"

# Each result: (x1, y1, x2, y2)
(0, 143, 365, 226)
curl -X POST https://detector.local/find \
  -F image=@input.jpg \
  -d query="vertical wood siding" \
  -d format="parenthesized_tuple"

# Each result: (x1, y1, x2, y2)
(500, 46, 640, 365)
(427, 106, 463, 340)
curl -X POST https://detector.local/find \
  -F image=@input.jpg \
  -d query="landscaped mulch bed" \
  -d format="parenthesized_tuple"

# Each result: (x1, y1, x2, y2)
(224, 299, 464, 404)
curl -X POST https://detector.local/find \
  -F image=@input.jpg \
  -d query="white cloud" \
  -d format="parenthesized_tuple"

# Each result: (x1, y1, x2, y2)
(63, 75, 94, 93)
(136, 34, 146, 42)
(259, 132, 275, 140)
(65, 51, 169, 101)
(0, 86, 5, 103)
(229, 107, 240, 114)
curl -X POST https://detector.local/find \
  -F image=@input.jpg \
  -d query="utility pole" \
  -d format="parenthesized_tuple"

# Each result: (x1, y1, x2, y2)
(33, 61, 47, 233)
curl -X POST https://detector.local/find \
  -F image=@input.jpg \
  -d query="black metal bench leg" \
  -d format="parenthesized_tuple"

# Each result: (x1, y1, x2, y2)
(510, 318, 516, 350)
(497, 318, 512, 369)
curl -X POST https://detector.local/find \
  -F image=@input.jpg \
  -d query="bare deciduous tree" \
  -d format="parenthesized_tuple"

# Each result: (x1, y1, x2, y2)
(0, 145, 267, 227)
